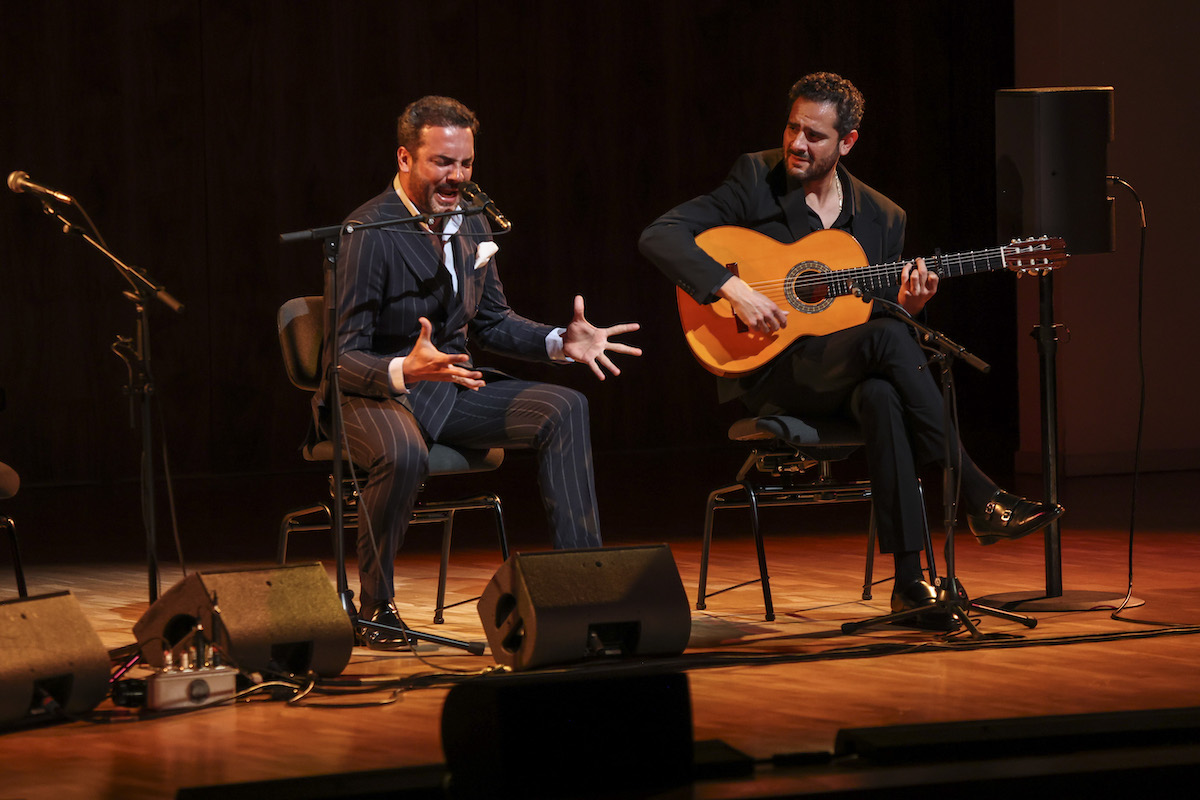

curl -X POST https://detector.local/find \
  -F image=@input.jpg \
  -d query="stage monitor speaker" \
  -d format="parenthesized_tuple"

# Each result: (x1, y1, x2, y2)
(442, 671, 694, 798)
(996, 86, 1115, 254)
(477, 544, 691, 671)
(0, 591, 110, 726)
(133, 563, 354, 677)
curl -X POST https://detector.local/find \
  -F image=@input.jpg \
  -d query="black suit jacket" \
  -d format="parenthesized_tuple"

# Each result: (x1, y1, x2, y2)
(639, 149, 907, 399)
(316, 184, 556, 439)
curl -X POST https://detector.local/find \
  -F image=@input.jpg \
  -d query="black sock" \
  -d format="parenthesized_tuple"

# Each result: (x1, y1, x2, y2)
(893, 550, 924, 586)
(957, 448, 999, 510)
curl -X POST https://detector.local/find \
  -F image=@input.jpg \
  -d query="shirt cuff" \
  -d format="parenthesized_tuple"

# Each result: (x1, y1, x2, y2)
(546, 328, 572, 362)
(388, 356, 409, 394)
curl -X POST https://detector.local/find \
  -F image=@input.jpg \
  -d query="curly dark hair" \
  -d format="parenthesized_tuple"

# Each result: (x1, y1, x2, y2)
(786, 73, 864, 138)
(396, 96, 480, 151)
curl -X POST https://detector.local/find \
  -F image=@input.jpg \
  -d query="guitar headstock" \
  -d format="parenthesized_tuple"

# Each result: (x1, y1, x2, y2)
(1003, 236, 1069, 275)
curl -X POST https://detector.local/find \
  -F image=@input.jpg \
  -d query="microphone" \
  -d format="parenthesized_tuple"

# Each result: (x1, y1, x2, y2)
(7, 171, 74, 205)
(459, 181, 512, 232)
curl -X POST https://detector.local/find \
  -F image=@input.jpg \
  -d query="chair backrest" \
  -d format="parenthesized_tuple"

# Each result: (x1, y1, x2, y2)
(0, 461, 18, 500)
(276, 296, 505, 475)
(278, 296, 324, 392)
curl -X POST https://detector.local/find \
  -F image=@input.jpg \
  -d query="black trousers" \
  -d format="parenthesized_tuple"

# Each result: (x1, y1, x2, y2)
(338, 378, 602, 608)
(742, 317, 992, 554)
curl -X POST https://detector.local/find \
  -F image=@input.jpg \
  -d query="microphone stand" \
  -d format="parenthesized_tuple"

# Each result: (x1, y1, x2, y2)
(281, 206, 487, 655)
(42, 202, 184, 604)
(840, 294, 1038, 638)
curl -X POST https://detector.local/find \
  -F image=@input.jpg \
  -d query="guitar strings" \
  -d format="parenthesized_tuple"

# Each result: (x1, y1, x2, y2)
(738, 243, 1053, 299)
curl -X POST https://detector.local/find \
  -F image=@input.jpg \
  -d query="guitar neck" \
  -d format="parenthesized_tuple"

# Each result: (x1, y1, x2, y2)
(839, 246, 1008, 298)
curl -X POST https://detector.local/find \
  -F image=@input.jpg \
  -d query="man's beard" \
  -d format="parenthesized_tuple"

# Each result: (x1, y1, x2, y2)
(786, 149, 836, 183)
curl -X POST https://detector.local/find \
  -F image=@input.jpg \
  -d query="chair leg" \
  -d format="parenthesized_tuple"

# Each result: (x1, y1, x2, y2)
(491, 496, 509, 561)
(744, 482, 774, 622)
(277, 502, 334, 564)
(697, 486, 731, 611)
(918, 483, 939, 584)
(422, 492, 507, 624)
(435, 512, 455, 625)
(3, 516, 28, 598)
(277, 516, 292, 564)
(862, 508, 878, 601)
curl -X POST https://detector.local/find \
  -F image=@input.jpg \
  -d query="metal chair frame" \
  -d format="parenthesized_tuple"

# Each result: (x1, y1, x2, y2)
(276, 296, 509, 624)
(277, 452, 508, 624)
(3, 514, 28, 598)
(697, 416, 936, 622)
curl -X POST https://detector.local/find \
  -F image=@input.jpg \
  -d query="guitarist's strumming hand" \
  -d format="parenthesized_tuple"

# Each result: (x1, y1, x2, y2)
(897, 257, 939, 316)
(716, 275, 789, 334)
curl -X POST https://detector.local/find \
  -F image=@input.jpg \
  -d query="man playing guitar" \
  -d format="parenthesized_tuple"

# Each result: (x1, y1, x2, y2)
(640, 72, 1063, 626)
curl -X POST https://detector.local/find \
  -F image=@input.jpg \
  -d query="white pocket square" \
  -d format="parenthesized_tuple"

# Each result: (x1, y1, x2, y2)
(474, 241, 499, 270)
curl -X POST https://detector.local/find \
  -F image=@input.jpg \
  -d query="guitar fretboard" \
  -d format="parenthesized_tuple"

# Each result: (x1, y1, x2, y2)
(794, 246, 1009, 299)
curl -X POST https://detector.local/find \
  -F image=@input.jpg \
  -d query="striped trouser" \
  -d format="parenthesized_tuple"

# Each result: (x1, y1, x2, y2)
(339, 379, 602, 608)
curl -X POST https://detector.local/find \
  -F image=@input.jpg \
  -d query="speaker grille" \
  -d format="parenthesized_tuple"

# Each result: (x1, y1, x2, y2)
(0, 592, 110, 725)
(133, 564, 354, 677)
(478, 545, 691, 671)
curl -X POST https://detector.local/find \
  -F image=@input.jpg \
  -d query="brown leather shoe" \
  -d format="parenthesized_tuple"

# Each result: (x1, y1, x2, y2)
(968, 490, 1064, 545)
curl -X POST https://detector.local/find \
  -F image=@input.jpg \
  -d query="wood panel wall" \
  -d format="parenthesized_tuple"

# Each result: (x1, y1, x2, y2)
(0, 1, 1015, 487)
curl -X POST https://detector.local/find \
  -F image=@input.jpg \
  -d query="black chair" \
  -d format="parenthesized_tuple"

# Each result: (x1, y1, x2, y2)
(275, 297, 508, 624)
(697, 415, 935, 622)
(1, 460, 28, 598)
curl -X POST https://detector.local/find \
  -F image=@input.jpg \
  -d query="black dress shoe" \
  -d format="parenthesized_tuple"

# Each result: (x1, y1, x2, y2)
(967, 489, 1065, 545)
(891, 579, 937, 613)
(889, 580, 959, 632)
(357, 602, 411, 651)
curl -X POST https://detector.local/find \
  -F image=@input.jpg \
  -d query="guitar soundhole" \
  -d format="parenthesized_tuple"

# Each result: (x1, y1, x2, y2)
(784, 262, 835, 313)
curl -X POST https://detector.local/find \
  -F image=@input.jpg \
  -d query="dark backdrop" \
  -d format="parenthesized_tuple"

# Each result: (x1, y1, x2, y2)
(0, 1, 1014, 557)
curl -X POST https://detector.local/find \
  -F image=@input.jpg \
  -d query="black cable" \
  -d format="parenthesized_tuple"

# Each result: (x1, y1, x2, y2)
(155, 399, 188, 578)
(69, 196, 110, 252)
(1103, 176, 1164, 626)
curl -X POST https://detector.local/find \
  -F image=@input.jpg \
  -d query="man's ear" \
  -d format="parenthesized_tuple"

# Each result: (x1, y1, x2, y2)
(839, 129, 859, 157)
(397, 146, 412, 174)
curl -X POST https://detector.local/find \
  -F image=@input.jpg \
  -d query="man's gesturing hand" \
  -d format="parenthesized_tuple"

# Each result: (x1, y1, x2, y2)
(402, 317, 485, 389)
(562, 295, 642, 380)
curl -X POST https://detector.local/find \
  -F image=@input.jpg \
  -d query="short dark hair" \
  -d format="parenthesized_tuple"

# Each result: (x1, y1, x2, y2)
(396, 96, 480, 151)
(786, 73, 864, 138)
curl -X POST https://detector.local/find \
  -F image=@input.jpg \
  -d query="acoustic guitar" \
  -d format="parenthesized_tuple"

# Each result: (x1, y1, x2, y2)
(676, 226, 1068, 377)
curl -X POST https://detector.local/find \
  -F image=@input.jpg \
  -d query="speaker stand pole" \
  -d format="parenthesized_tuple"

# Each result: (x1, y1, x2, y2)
(978, 271, 1140, 611)
(1037, 272, 1065, 596)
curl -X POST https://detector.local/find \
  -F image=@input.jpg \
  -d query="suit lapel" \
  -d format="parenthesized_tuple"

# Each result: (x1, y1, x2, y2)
(370, 193, 444, 291)
(844, 173, 885, 264)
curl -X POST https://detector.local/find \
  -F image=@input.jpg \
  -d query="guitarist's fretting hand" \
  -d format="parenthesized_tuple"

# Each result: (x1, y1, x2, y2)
(716, 275, 790, 334)
(897, 257, 939, 316)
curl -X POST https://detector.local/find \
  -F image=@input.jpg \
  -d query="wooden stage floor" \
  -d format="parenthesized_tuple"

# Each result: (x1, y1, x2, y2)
(3, 469, 1200, 798)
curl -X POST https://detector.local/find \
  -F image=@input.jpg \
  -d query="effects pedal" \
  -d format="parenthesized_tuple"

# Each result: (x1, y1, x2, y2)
(146, 666, 238, 711)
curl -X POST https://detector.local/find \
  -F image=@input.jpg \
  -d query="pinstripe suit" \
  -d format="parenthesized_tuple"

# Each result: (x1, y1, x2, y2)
(315, 183, 601, 608)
